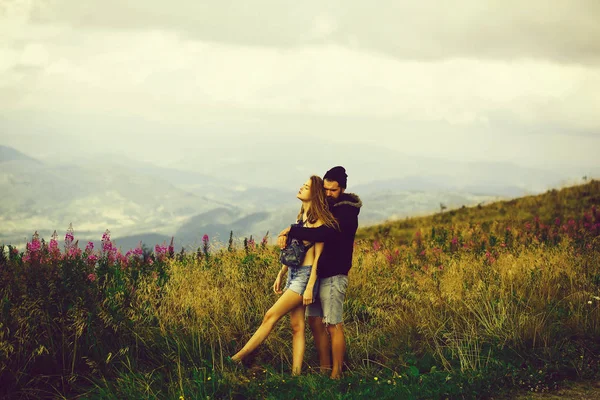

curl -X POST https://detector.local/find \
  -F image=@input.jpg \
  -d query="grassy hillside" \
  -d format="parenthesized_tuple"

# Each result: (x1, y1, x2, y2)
(1, 181, 599, 399)
(358, 179, 600, 244)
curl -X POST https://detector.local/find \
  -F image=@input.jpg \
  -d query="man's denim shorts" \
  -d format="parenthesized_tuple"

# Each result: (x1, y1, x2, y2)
(306, 274, 348, 325)
(284, 265, 319, 299)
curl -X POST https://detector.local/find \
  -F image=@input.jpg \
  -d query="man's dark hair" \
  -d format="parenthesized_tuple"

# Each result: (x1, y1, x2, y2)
(323, 166, 348, 189)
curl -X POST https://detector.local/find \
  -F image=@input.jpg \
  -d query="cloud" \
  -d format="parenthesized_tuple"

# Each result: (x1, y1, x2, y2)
(24, 0, 600, 64)
(2, 27, 599, 132)
(1, 0, 599, 170)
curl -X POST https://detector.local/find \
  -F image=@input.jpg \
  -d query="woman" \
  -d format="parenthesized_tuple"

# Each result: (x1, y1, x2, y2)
(231, 175, 339, 375)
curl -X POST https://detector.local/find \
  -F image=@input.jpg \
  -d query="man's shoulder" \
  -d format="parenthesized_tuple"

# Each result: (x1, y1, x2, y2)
(334, 193, 362, 210)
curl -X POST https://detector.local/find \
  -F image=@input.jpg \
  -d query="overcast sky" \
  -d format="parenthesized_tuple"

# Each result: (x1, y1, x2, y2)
(1, 0, 599, 171)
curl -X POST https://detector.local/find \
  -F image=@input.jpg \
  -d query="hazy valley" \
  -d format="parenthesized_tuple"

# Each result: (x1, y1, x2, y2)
(0, 144, 591, 251)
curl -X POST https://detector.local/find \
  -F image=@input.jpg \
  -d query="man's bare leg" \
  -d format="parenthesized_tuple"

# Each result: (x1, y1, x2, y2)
(308, 316, 331, 374)
(327, 323, 345, 379)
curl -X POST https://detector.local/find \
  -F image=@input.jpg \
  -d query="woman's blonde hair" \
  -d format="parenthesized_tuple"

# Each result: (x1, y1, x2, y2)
(297, 175, 340, 230)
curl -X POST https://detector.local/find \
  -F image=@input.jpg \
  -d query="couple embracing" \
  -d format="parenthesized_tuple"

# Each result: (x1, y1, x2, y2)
(230, 166, 362, 379)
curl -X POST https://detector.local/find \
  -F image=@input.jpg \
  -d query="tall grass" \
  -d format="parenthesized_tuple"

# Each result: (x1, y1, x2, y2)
(1, 181, 599, 398)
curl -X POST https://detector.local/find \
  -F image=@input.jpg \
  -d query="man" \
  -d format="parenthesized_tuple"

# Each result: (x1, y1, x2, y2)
(278, 166, 362, 379)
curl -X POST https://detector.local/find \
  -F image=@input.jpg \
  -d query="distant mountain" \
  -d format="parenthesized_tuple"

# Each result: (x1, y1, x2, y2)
(0, 145, 41, 164)
(169, 138, 573, 194)
(3, 143, 589, 252)
(359, 190, 501, 225)
(176, 208, 277, 247)
(0, 146, 228, 247)
(111, 233, 177, 253)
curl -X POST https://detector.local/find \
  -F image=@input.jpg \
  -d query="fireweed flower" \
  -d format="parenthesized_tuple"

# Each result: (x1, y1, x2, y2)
(102, 230, 117, 254)
(155, 244, 168, 262)
(65, 223, 75, 249)
(202, 234, 210, 256)
(451, 237, 458, 247)
(87, 273, 97, 282)
(48, 238, 61, 261)
(168, 237, 175, 256)
(85, 242, 94, 253)
(67, 246, 82, 259)
(87, 254, 98, 267)
(24, 232, 42, 263)
(372, 240, 381, 251)
(118, 252, 129, 268)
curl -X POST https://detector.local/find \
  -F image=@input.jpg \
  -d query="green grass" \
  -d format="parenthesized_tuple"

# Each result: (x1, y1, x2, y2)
(1, 180, 600, 399)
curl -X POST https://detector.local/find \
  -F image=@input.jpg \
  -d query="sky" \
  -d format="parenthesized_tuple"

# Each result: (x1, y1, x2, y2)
(1, 0, 600, 171)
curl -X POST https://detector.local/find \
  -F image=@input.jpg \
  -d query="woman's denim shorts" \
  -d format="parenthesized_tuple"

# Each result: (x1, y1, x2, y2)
(284, 265, 319, 299)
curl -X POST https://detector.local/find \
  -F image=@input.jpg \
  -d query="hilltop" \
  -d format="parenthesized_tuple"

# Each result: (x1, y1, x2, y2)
(357, 179, 600, 243)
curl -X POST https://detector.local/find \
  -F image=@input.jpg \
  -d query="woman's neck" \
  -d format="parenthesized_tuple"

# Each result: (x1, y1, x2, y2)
(302, 201, 312, 219)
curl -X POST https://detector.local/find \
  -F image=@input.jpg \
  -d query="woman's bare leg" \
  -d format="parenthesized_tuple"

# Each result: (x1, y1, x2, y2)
(289, 304, 306, 375)
(232, 290, 302, 362)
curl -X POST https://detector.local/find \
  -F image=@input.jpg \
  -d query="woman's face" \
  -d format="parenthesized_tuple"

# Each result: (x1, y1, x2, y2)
(297, 179, 312, 201)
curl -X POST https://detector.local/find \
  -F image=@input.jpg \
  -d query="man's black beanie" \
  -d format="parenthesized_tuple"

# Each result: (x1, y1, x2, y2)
(324, 166, 348, 189)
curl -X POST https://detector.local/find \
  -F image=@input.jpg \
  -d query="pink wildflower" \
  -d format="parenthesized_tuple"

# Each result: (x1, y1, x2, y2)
(65, 223, 75, 248)
(87, 273, 97, 282)
(373, 241, 381, 251)
(87, 254, 98, 267)
(118, 253, 129, 268)
(48, 238, 61, 260)
(24, 232, 42, 263)
(27, 239, 41, 253)
(66, 246, 82, 259)
(155, 244, 168, 261)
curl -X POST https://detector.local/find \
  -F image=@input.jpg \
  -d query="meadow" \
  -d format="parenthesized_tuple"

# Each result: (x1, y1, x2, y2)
(1, 181, 599, 399)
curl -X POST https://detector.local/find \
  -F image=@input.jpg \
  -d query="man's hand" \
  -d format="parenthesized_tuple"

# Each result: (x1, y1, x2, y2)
(303, 285, 314, 305)
(277, 227, 291, 249)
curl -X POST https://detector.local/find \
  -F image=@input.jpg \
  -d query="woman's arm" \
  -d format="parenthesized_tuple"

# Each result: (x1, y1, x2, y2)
(274, 264, 288, 295)
(303, 242, 323, 305)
